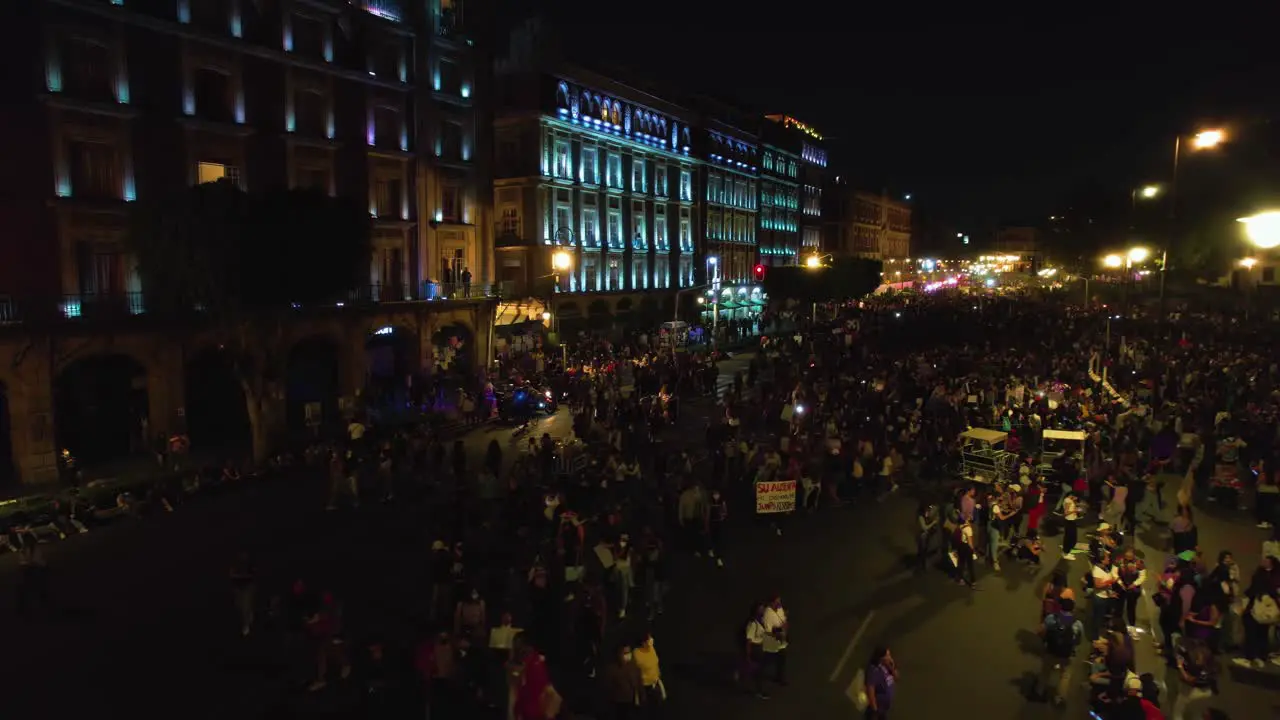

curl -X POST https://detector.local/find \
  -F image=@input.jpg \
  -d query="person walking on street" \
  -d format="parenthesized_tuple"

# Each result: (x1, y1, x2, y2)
(762, 595, 789, 686)
(863, 646, 899, 719)
(1035, 597, 1083, 706)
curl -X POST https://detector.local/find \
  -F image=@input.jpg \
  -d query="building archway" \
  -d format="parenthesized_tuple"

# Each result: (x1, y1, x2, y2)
(365, 324, 420, 414)
(587, 299, 613, 330)
(184, 347, 251, 456)
(53, 354, 149, 466)
(285, 336, 342, 436)
(0, 381, 13, 489)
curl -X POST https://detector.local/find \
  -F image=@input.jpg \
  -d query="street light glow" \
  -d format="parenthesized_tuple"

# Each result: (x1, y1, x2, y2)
(805, 255, 821, 269)
(1238, 211, 1280, 250)
(1191, 129, 1226, 149)
(551, 251, 573, 271)
(541, 311, 552, 321)
(1103, 254, 1124, 268)
(1127, 247, 1150, 263)
(1239, 257, 1258, 269)
(1140, 185, 1160, 199)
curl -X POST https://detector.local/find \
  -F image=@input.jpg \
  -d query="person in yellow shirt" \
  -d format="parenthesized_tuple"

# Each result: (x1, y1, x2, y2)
(633, 630, 665, 709)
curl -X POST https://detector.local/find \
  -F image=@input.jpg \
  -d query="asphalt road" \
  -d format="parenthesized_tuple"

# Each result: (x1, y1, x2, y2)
(0, 353, 749, 719)
(1, 347, 1273, 720)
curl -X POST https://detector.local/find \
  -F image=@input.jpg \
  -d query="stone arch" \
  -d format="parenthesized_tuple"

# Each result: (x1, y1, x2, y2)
(365, 322, 421, 412)
(284, 334, 343, 436)
(183, 345, 251, 455)
(53, 352, 150, 466)
(614, 296, 634, 315)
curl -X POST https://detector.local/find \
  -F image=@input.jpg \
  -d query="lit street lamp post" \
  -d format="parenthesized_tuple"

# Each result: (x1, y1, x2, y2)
(548, 244, 573, 367)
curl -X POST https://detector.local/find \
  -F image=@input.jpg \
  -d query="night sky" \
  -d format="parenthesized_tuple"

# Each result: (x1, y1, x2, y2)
(529, 4, 1277, 238)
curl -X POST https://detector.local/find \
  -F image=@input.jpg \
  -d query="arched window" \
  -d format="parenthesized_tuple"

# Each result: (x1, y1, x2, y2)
(623, 106, 632, 134)
(610, 101, 621, 125)
(681, 127, 690, 147)
(659, 118, 667, 138)
(556, 82, 569, 109)
(671, 123, 679, 148)
(592, 95, 603, 120)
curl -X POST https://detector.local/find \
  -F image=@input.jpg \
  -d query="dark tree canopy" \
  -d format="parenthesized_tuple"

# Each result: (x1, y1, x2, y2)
(762, 258, 883, 302)
(132, 181, 371, 316)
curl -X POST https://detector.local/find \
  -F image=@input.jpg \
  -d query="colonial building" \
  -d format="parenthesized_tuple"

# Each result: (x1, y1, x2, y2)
(0, 0, 495, 488)
(827, 183, 912, 262)
(492, 21, 699, 309)
(699, 122, 759, 286)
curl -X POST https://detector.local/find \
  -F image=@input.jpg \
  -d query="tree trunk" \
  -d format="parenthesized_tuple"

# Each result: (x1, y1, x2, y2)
(239, 377, 271, 466)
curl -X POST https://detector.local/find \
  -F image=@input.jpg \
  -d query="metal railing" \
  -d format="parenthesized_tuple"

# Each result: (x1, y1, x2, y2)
(0, 283, 497, 326)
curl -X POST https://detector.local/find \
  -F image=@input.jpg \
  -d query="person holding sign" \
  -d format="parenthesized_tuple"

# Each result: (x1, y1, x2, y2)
(755, 469, 796, 538)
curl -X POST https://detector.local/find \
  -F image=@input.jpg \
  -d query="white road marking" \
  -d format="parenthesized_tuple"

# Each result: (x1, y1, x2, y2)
(828, 611, 875, 683)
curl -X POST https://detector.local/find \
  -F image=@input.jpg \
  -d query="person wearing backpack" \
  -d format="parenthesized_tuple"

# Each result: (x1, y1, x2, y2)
(1233, 557, 1280, 669)
(1035, 597, 1084, 706)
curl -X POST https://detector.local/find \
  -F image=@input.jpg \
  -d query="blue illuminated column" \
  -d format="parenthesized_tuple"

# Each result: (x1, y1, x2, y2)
(285, 88, 295, 132)
(182, 61, 195, 115)
(323, 27, 333, 62)
(122, 145, 136, 201)
(230, 0, 242, 36)
(366, 105, 376, 146)
(399, 119, 408, 151)
(282, 16, 293, 51)
(325, 104, 335, 139)
(45, 42, 62, 92)
(177, 0, 190, 23)
(53, 134, 71, 198)
(114, 46, 130, 103)
(234, 83, 245, 124)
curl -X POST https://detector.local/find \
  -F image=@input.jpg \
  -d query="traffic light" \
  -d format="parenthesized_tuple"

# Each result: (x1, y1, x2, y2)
(753, 264, 766, 281)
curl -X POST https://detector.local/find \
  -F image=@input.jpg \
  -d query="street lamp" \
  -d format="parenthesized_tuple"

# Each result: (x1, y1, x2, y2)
(1127, 247, 1150, 264)
(1140, 185, 1160, 199)
(1238, 211, 1280, 250)
(805, 255, 821, 269)
(1103, 254, 1124, 268)
(547, 248, 573, 366)
(1191, 129, 1226, 150)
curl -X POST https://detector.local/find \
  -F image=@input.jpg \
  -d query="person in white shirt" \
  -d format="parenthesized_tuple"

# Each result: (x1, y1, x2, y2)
(1090, 550, 1120, 638)
(1062, 493, 1080, 560)
(762, 595, 789, 685)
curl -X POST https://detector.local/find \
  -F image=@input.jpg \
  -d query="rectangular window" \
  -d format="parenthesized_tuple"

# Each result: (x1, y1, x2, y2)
(374, 106, 400, 149)
(296, 90, 326, 136)
(679, 170, 692, 201)
(499, 206, 520, 235)
(607, 257, 622, 291)
(581, 147, 599, 184)
(633, 257, 647, 290)
(76, 242, 125, 296)
(631, 202, 646, 250)
(606, 153, 622, 188)
(554, 204, 572, 240)
(441, 184, 460, 221)
(607, 208, 623, 250)
(654, 207, 667, 250)
(374, 177, 401, 217)
(679, 211, 692, 252)
(296, 166, 328, 192)
(583, 255, 598, 291)
(655, 167, 667, 197)
(70, 141, 119, 199)
(291, 14, 325, 58)
(64, 37, 114, 101)
(440, 121, 463, 159)
(631, 158, 646, 193)
(582, 207, 598, 247)
(439, 59, 461, 94)
(553, 139, 571, 179)
(194, 67, 232, 122)
(196, 160, 239, 186)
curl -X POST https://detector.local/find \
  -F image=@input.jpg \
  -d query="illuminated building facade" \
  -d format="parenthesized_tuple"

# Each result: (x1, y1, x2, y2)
(765, 115, 827, 256)
(758, 120, 801, 267)
(492, 25, 698, 299)
(0, 0, 497, 486)
(699, 123, 759, 285)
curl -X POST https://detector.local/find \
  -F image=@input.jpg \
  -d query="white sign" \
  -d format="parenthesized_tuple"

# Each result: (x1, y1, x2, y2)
(755, 480, 796, 514)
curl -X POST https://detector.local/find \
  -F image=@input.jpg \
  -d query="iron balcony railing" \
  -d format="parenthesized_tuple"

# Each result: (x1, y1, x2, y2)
(0, 285, 498, 326)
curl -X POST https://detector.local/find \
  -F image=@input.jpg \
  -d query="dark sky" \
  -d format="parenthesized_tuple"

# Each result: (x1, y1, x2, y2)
(530, 4, 1277, 232)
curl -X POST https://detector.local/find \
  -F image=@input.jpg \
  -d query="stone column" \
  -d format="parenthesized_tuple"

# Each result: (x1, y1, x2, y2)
(8, 341, 58, 486)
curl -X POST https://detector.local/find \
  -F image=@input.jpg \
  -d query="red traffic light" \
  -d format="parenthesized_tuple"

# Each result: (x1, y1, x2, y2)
(753, 264, 765, 279)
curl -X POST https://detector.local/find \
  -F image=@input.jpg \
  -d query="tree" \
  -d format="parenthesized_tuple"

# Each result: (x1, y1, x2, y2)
(131, 181, 371, 461)
(762, 258, 883, 303)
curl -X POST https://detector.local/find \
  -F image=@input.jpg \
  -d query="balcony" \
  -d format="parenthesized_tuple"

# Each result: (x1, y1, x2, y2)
(0, 285, 497, 328)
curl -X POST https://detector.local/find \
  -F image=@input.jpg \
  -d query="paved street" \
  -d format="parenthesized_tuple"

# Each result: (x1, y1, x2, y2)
(0, 348, 1274, 719)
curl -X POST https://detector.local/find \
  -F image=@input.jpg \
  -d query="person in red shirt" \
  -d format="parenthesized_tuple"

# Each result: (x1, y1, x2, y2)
(513, 634, 550, 720)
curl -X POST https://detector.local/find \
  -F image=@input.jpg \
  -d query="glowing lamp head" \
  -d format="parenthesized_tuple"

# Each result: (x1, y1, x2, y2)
(1238, 211, 1280, 250)
(1127, 247, 1150, 263)
(551, 251, 573, 271)
(805, 256, 821, 269)
(1191, 129, 1225, 150)
(1239, 257, 1258, 269)
(1103, 254, 1124, 268)
(541, 311, 551, 321)
(1140, 185, 1160, 199)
